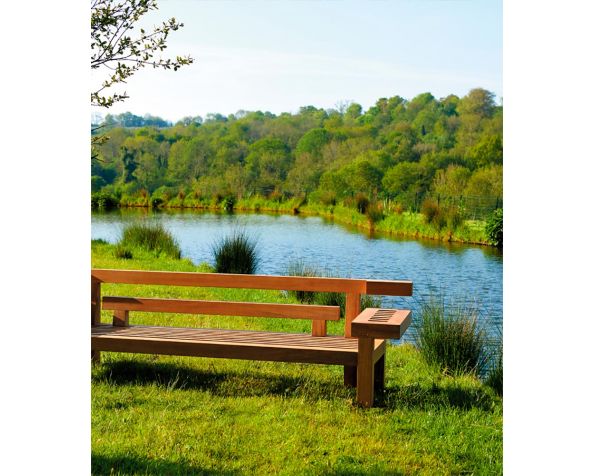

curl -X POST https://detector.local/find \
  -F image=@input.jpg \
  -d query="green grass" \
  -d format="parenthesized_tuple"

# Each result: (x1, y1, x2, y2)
(113, 195, 491, 245)
(92, 241, 502, 475)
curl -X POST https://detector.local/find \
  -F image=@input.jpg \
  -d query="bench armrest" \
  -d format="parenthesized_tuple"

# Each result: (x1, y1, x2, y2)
(350, 308, 411, 339)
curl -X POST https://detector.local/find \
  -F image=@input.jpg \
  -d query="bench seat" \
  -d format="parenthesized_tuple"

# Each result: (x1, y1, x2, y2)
(92, 324, 386, 366)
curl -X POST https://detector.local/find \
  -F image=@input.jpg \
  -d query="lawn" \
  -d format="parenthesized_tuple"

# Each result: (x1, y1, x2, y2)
(91, 240, 502, 475)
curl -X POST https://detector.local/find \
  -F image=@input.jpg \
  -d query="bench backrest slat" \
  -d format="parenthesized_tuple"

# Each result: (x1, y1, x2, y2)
(102, 296, 340, 321)
(91, 269, 413, 296)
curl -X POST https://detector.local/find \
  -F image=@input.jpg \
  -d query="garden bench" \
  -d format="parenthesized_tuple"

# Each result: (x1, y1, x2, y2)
(91, 269, 412, 407)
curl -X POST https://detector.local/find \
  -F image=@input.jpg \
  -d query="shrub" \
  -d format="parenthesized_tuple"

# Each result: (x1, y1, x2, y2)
(416, 297, 488, 376)
(355, 193, 370, 214)
(421, 198, 444, 228)
(222, 195, 235, 212)
(212, 229, 259, 274)
(393, 202, 404, 215)
(444, 207, 464, 231)
(319, 191, 337, 207)
(150, 197, 164, 208)
(119, 222, 181, 259)
(91, 191, 119, 210)
(485, 208, 503, 248)
(366, 203, 385, 224)
(113, 245, 133, 259)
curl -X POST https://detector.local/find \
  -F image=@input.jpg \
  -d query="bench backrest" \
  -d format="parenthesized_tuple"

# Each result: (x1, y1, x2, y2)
(91, 269, 413, 337)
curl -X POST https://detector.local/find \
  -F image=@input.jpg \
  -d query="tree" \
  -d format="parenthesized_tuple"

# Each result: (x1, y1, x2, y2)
(91, 0, 193, 108)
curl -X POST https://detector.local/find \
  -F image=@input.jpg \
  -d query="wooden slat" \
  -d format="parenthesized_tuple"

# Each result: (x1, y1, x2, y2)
(102, 296, 340, 321)
(365, 280, 413, 296)
(92, 269, 367, 293)
(91, 325, 385, 366)
(351, 308, 412, 339)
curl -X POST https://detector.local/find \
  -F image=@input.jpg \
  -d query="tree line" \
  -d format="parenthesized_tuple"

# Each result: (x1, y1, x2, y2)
(92, 88, 502, 217)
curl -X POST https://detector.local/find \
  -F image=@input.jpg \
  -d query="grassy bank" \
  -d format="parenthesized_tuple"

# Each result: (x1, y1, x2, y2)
(106, 194, 490, 245)
(91, 241, 502, 475)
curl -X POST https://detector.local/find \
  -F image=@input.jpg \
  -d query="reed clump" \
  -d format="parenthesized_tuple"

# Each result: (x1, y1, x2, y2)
(119, 222, 181, 259)
(416, 297, 488, 376)
(212, 229, 259, 274)
(284, 260, 381, 316)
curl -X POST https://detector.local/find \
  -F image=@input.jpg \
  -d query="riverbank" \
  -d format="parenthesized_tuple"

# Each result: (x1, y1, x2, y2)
(91, 241, 502, 474)
(101, 194, 491, 245)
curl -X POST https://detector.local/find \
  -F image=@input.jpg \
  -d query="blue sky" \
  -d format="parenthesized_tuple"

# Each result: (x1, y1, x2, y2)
(95, 0, 502, 122)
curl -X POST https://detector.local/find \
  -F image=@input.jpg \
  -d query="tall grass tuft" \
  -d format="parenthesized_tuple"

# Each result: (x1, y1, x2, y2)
(416, 297, 488, 376)
(284, 260, 381, 315)
(212, 229, 259, 274)
(119, 222, 181, 259)
(285, 260, 321, 303)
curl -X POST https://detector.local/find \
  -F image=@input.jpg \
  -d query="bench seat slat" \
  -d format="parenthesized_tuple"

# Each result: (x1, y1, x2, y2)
(102, 296, 340, 321)
(92, 325, 385, 366)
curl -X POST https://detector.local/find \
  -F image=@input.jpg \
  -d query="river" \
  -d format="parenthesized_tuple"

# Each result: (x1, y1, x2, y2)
(92, 209, 503, 341)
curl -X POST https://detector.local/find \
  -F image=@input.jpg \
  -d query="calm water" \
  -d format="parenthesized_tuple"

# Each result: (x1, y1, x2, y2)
(92, 209, 503, 340)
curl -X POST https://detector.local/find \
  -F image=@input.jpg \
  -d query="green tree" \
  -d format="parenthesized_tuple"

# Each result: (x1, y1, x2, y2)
(91, 0, 193, 108)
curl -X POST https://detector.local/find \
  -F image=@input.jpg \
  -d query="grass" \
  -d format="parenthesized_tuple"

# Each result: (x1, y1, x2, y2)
(212, 229, 259, 274)
(285, 260, 381, 315)
(119, 222, 182, 259)
(415, 297, 489, 377)
(111, 194, 492, 245)
(92, 241, 502, 475)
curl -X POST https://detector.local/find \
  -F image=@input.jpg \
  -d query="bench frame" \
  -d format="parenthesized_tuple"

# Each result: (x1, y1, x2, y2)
(91, 269, 412, 407)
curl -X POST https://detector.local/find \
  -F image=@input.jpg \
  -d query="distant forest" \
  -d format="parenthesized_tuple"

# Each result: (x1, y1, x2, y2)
(92, 88, 502, 217)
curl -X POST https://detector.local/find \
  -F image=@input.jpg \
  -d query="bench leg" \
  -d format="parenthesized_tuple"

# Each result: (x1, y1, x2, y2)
(344, 365, 357, 387)
(374, 353, 385, 392)
(91, 349, 101, 365)
(356, 337, 374, 407)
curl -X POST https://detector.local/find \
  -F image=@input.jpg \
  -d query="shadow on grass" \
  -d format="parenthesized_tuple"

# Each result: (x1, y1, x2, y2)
(377, 382, 496, 411)
(94, 359, 495, 411)
(92, 453, 240, 475)
(93, 358, 345, 401)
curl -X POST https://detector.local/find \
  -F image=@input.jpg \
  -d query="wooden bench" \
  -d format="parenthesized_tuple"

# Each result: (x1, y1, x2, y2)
(91, 269, 413, 407)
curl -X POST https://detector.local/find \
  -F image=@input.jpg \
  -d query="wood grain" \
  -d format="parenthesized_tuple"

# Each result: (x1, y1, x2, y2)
(344, 292, 361, 338)
(356, 337, 375, 407)
(92, 269, 412, 296)
(102, 296, 340, 321)
(351, 308, 412, 339)
(91, 325, 387, 366)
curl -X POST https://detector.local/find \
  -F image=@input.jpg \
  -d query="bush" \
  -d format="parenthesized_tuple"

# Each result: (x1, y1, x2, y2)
(485, 208, 503, 248)
(151, 197, 164, 208)
(421, 198, 444, 228)
(366, 203, 385, 224)
(416, 297, 488, 376)
(119, 222, 181, 259)
(91, 191, 119, 210)
(113, 245, 133, 259)
(222, 195, 235, 212)
(355, 193, 370, 214)
(212, 229, 259, 274)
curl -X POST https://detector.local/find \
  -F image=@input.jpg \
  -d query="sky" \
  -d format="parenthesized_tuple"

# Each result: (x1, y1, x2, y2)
(93, 0, 502, 123)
